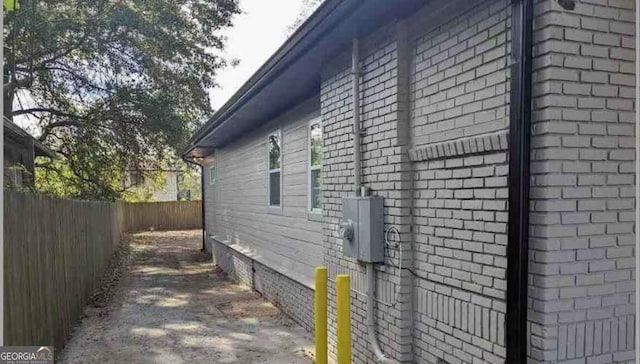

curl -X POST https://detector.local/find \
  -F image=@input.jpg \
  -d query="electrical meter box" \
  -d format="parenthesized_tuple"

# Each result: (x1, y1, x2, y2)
(340, 195, 384, 263)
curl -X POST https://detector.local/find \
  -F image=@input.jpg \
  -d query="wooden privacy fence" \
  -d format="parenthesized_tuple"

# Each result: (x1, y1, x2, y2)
(4, 190, 202, 348)
(117, 200, 202, 232)
(4, 191, 122, 348)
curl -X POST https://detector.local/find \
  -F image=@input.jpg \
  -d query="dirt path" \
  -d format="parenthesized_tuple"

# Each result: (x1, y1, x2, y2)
(58, 230, 314, 364)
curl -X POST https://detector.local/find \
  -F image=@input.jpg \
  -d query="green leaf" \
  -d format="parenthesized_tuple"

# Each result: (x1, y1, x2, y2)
(3, 0, 19, 11)
(7, 0, 240, 200)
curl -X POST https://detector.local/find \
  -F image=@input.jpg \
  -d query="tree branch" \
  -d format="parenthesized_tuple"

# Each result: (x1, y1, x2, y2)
(38, 32, 91, 66)
(16, 64, 110, 92)
(12, 108, 83, 119)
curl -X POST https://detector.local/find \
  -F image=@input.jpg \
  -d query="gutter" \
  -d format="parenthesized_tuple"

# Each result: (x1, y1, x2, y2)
(505, 0, 533, 362)
(186, 0, 362, 149)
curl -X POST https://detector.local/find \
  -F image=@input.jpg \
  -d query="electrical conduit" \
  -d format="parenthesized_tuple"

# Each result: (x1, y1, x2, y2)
(352, 36, 390, 363)
(366, 263, 392, 363)
(351, 38, 362, 192)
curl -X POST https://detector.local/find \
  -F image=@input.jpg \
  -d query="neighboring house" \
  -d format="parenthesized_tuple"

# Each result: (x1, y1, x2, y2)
(4, 116, 54, 187)
(124, 168, 181, 201)
(185, 1, 635, 363)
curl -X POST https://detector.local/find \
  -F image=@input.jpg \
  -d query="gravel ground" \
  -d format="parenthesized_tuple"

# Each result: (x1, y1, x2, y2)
(57, 230, 314, 364)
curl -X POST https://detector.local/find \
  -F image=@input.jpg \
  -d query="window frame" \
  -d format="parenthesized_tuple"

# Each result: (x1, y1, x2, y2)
(267, 129, 282, 209)
(307, 118, 323, 215)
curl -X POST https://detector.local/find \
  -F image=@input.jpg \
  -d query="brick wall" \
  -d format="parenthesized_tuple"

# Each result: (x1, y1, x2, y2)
(212, 239, 255, 288)
(211, 239, 315, 333)
(321, 20, 415, 363)
(407, 1, 511, 363)
(254, 262, 315, 332)
(318, 1, 515, 363)
(411, 148, 509, 364)
(201, 0, 636, 363)
(410, 0, 511, 148)
(529, 0, 636, 363)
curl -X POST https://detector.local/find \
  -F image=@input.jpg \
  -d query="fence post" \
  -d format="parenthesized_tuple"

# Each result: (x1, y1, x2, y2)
(336, 274, 351, 364)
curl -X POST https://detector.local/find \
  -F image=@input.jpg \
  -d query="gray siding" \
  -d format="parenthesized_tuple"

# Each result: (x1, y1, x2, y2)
(204, 97, 324, 286)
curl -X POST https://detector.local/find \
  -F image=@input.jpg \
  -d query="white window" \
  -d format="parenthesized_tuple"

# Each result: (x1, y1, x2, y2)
(268, 130, 282, 207)
(308, 119, 322, 213)
(209, 163, 216, 185)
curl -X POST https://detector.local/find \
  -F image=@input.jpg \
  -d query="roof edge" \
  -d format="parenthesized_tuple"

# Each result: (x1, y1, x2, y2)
(185, 0, 360, 152)
(4, 117, 55, 158)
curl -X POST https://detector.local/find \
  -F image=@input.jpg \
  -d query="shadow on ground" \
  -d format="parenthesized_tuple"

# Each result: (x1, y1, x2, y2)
(57, 230, 313, 364)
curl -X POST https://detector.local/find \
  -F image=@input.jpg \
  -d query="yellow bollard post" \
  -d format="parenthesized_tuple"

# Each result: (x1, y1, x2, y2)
(315, 267, 328, 364)
(336, 274, 351, 364)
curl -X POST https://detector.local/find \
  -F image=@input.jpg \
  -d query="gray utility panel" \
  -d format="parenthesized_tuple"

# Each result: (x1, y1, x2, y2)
(340, 195, 384, 263)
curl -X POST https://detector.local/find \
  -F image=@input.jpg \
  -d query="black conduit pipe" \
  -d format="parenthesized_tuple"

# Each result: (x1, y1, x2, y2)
(183, 157, 206, 252)
(506, 0, 533, 362)
(199, 164, 205, 252)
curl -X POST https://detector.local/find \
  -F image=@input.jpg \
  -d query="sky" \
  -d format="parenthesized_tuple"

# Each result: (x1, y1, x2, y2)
(208, 0, 306, 110)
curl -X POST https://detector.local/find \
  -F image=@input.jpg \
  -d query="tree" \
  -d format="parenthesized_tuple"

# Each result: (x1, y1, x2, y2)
(4, 0, 240, 200)
(177, 166, 201, 200)
(286, 0, 323, 35)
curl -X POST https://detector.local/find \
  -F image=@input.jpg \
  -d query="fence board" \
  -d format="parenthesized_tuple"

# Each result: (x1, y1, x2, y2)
(119, 200, 202, 232)
(3, 191, 202, 347)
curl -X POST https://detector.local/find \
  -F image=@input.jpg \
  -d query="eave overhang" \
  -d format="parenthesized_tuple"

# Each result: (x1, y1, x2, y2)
(184, 0, 426, 158)
(3, 117, 56, 158)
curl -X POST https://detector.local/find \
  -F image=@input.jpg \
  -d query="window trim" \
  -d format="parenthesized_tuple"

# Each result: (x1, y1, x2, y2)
(268, 129, 282, 209)
(307, 117, 322, 215)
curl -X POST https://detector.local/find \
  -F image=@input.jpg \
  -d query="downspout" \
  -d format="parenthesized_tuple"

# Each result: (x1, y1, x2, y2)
(351, 37, 390, 363)
(505, 0, 533, 362)
(176, 172, 180, 200)
(183, 156, 206, 252)
(635, 0, 639, 356)
(199, 166, 206, 252)
(506, 2, 578, 361)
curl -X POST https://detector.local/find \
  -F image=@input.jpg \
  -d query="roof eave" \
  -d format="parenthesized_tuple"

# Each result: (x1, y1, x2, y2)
(4, 117, 55, 158)
(186, 0, 427, 154)
(185, 0, 359, 150)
